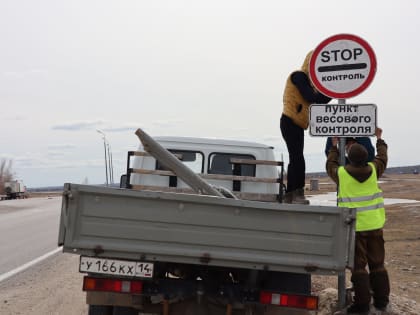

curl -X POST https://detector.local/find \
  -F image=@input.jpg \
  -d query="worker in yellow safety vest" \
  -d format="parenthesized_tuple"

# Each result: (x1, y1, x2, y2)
(326, 127, 390, 315)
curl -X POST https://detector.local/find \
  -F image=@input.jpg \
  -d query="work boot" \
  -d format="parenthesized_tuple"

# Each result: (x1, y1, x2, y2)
(374, 304, 392, 314)
(292, 188, 310, 205)
(283, 191, 293, 203)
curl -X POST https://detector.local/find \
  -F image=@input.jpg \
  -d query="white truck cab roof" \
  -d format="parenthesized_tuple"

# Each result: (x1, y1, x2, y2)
(154, 136, 273, 149)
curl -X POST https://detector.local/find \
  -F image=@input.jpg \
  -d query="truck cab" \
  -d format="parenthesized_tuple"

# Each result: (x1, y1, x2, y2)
(125, 136, 284, 202)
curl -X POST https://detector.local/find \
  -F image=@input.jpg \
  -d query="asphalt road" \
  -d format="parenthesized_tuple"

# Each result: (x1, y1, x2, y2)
(0, 196, 62, 277)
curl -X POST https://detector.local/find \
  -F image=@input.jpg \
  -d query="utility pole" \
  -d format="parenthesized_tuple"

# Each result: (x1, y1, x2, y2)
(96, 129, 109, 186)
(107, 142, 114, 184)
(109, 147, 114, 184)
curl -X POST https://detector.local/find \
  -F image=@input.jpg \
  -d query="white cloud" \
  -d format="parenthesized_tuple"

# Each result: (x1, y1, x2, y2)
(47, 144, 76, 150)
(0, 114, 28, 121)
(2, 69, 47, 79)
(51, 121, 160, 133)
(51, 120, 106, 131)
(101, 122, 144, 133)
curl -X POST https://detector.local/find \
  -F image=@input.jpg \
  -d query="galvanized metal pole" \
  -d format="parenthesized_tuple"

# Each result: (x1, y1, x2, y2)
(338, 98, 347, 166)
(135, 128, 224, 197)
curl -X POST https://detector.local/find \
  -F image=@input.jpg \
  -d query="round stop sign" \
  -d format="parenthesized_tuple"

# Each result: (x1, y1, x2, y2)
(309, 34, 377, 99)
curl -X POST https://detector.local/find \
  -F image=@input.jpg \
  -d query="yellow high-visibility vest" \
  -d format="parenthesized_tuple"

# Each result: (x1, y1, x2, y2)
(338, 162, 386, 232)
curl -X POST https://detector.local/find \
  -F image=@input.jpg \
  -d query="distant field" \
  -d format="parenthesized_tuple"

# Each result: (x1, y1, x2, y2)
(28, 191, 62, 198)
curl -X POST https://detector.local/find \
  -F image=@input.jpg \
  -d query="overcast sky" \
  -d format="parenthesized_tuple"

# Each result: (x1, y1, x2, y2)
(1, 0, 419, 188)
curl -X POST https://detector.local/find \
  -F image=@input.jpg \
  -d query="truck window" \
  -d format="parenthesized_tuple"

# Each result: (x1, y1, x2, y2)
(208, 153, 256, 176)
(156, 150, 204, 173)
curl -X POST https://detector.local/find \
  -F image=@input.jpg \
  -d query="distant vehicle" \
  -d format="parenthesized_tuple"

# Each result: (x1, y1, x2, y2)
(4, 180, 27, 199)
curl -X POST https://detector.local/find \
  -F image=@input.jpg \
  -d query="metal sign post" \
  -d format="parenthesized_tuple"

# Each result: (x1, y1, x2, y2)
(336, 98, 358, 312)
(309, 34, 378, 310)
(338, 99, 347, 166)
(337, 97, 347, 310)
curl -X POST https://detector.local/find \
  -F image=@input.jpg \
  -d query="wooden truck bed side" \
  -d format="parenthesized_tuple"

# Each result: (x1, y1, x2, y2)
(59, 183, 355, 275)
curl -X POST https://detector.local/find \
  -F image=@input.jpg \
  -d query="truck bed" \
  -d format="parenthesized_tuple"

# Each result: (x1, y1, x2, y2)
(58, 183, 355, 275)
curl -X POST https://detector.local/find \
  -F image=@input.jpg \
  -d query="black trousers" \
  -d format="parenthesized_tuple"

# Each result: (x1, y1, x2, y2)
(280, 114, 305, 193)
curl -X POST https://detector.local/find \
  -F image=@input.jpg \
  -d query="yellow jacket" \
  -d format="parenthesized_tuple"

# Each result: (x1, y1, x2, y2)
(282, 51, 316, 129)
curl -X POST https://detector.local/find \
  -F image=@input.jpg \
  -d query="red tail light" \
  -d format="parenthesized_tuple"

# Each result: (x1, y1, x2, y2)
(83, 276, 143, 294)
(259, 291, 318, 310)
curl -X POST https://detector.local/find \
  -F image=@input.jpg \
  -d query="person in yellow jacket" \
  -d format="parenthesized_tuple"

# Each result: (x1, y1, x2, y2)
(281, 50, 331, 204)
(326, 127, 390, 314)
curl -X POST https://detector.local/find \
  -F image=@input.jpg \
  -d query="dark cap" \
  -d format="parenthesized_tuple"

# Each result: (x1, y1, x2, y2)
(348, 143, 368, 166)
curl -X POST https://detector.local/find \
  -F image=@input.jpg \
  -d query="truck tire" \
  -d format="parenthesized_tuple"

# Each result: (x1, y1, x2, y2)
(88, 305, 113, 315)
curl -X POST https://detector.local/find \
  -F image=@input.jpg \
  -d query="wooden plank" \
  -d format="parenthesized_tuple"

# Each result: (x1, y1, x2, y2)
(131, 185, 195, 194)
(130, 168, 279, 183)
(131, 168, 174, 176)
(130, 151, 182, 159)
(232, 192, 278, 202)
(130, 151, 151, 157)
(130, 185, 278, 202)
(230, 158, 283, 166)
(201, 173, 279, 183)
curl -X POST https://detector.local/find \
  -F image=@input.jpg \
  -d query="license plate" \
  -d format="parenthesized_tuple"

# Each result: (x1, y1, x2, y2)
(79, 256, 153, 278)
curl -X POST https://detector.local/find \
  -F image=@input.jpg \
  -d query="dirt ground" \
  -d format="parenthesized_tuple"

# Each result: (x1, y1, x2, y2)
(0, 174, 419, 314)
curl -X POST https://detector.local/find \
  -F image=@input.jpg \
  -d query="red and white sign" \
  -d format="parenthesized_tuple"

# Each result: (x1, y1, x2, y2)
(309, 34, 377, 99)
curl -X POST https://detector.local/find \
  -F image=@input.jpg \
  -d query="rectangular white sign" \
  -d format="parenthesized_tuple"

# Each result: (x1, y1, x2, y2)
(309, 103, 377, 137)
